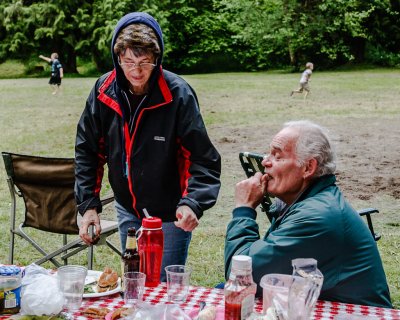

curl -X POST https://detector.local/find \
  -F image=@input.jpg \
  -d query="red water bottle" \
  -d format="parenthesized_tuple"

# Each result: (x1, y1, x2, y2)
(137, 217, 164, 287)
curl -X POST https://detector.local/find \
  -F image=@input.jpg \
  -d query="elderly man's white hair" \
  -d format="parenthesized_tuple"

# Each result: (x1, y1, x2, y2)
(283, 120, 336, 177)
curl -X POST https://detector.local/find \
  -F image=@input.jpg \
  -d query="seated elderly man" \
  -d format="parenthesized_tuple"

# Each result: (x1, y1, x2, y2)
(224, 120, 392, 308)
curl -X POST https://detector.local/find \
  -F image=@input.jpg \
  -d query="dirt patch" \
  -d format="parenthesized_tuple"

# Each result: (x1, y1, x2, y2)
(210, 117, 400, 205)
(330, 117, 400, 201)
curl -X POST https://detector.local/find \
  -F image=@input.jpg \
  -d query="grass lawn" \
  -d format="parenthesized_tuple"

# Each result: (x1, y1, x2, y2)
(0, 69, 399, 308)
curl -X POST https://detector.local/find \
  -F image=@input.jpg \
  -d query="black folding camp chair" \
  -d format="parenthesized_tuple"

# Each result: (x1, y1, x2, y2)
(2, 152, 122, 269)
(239, 151, 381, 241)
(239, 152, 274, 222)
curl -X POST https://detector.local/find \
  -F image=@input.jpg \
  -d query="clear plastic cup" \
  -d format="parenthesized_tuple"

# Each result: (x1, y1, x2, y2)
(260, 273, 294, 316)
(165, 265, 192, 303)
(124, 272, 146, 307)
(57, 265, 87, 311)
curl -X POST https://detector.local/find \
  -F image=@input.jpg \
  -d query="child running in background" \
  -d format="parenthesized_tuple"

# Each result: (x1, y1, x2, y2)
(290, 62, 313, 98)
(39, 53, 64, 95)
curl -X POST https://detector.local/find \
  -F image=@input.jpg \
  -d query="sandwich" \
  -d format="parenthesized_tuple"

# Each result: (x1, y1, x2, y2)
(97, 267, 119, 293)
(81, 307, 110, 319)
(198, 306, 217, 320)
(110, 307, 133, 320)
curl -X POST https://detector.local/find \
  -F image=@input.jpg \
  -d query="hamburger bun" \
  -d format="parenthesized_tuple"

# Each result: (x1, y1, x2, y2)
(97, 267, 119, 293)
(81, 307, 110, 319)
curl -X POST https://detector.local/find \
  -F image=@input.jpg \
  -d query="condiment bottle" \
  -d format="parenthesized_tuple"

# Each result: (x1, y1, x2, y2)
(122, 227, 140, 273)
(0, 265, 22, 315)
(137, 217, 164, 287)
(224, 255, 257, 319)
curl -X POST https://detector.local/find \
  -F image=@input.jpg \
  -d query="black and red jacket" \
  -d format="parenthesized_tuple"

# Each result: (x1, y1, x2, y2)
(75, 67, 221, 221)
(74, 12, 221, 221)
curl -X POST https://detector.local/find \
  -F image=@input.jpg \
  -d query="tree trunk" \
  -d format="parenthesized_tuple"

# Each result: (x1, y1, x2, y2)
(351, 37, 366, 63)
(52, 39, 78, 74)
(62, 45, 78, 74)
(288, 39, 297, 66)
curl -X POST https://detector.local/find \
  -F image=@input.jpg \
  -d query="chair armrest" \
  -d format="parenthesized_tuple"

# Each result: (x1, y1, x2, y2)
(358, 207, 379, 216)
(100, 194, 114, 206)
(357, 207, 381, 241)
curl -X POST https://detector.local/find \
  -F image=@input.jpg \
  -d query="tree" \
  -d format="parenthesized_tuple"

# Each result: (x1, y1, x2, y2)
(141, 0, 236, 73)
(2, 0, 91, 73)
(0, 0, 399, 72)
(1, 0, 138, 73)
(82, 0, 138, 72)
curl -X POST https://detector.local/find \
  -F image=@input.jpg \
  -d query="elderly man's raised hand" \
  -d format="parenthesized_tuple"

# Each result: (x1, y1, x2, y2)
(235, 172, 268, 209)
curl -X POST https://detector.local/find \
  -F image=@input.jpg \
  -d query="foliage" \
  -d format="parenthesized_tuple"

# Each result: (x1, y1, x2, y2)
(365, 44, 400, 67)
(142, 0, 238, 73)
(0, 59, 26, 78)
(85, 0, 138, 71)
(217, 0, 400, 69)
(0, 0, 399, 73)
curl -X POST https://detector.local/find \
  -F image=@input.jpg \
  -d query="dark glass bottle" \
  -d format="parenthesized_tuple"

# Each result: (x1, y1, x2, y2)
(122, 227, 140, 273)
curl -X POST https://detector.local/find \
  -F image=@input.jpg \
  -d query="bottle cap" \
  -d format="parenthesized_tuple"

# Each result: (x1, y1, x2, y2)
(292, 258, 317, 271)
(0, 265, 21, 276)
(232, 255, 252, 270)
(142, 217, 162, 229)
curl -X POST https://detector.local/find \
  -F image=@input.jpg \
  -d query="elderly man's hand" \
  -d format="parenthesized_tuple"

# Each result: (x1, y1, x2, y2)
(79, 209, 101, 245)
(235, 172, 268, 209)
(174, 205, 199, 232)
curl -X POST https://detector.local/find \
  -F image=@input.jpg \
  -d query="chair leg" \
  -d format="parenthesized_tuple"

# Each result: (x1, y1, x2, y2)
(9, 231, 15, 264)
(87, 225, 95, 270)
(87, 246, 94, 270)
(35, 237, 85, 266)
(106, 239, 122, 256)
(8, 178, 17, 265)
(18, 224, 62, 268)
(63, 234, 68, 265)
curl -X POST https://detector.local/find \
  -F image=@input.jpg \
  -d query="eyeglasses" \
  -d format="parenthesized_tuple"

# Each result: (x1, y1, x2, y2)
(118, 59, 156, 71)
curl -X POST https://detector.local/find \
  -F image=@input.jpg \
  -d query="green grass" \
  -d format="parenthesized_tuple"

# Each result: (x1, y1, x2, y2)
(0, 69, 399, 308)
(0, 60, 27, 78)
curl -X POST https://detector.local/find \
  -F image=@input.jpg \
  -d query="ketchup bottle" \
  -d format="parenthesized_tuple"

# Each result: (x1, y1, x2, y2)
(137, 217, 164, 287)
(224, 255, 257, 319)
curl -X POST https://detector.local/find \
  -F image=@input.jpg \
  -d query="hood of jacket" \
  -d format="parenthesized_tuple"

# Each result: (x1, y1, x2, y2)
(111, 12, 164, 92)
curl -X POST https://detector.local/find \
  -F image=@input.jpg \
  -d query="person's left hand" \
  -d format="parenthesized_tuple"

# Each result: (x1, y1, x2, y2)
(174, 205, 199, 232)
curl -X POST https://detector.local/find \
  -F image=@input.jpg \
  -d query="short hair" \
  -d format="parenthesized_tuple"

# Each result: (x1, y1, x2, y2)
(306, 62, 313, 69)
(51, 53, 58, 59)
(283, 120, 336, 177)
(113, 24, 160, 59)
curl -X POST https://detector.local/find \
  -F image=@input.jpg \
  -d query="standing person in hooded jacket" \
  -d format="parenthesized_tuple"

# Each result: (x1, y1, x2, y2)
(75, 12, 221, 280)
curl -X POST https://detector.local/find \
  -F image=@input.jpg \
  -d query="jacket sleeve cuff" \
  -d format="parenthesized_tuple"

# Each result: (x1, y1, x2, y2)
(77, 197, 103, 215)
(177, 197, 203, 219)
(232, 206, 257, 219)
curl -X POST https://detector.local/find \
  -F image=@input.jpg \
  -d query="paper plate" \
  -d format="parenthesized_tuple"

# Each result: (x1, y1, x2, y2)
(83, 270, 121, 298)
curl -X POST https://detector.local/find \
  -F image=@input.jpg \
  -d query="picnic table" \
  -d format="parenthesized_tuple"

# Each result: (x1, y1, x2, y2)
(1, 282, 399, 319)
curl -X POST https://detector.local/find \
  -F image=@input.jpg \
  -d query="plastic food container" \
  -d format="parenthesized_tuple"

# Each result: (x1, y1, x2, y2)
(0, 265, 22, 314)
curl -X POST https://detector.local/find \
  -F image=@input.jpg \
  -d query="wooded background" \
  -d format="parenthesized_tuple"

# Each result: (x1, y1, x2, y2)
(1, 0, 399, 74)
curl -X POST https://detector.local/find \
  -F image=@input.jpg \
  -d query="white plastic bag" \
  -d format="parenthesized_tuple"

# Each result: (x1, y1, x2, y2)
(20, 263, 64, 315)
(125, 302, 191, 320)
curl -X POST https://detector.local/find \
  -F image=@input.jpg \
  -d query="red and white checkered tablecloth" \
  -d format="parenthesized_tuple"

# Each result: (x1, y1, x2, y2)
(1, 283, 399, 319)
